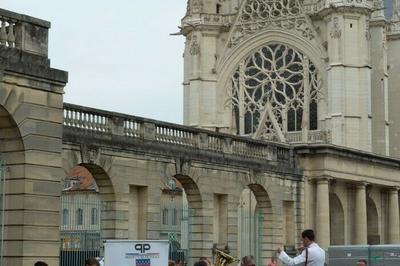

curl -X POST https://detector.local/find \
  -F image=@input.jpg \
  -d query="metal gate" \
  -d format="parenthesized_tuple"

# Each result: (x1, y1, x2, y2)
(0, 155, 5, 266)
(160, 202, 192, 264)
(239, 211, 264, 265)
(60, 191, 102, 266)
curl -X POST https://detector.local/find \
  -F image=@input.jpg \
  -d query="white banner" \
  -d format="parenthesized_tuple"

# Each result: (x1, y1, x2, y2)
(104, 240, 169, 266)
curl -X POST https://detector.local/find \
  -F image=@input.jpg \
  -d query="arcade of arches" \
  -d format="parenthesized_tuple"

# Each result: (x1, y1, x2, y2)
(2, 2, 400, 266)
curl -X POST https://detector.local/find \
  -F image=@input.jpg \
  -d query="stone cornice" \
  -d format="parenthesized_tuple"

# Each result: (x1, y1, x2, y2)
(294, 143, 400, 169)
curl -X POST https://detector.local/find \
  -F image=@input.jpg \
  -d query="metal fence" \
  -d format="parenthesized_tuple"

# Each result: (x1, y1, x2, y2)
(328, 245, 400, 266)
(0, 155, 5, 266)
(239, 211, 264, 265)
(60, 191, 102, 266)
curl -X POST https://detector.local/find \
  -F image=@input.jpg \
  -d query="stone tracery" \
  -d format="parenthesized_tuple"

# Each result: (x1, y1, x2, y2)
(227, 43, 322, 141)
(228, 0, 315, 48)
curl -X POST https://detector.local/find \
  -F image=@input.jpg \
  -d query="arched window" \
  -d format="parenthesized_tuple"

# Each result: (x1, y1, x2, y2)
(91, 208, 98, 225)
(76, 208, 83, 226)
(162, 208, 169, 225)
(62, 209, 69, 226)
(172, 208, 178, 226)
(227, 43, 322, 141)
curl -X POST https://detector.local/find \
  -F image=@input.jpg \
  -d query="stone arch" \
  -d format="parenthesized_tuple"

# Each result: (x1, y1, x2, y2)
(367, 196, 380, 244)
(217, 30, 327, 130)
(329, 193, 345, 245)
(0, 104, 24, 262)
(79, 163, 117, 239)
(174, 174, 204, 263)
(238, 183, 274, 265)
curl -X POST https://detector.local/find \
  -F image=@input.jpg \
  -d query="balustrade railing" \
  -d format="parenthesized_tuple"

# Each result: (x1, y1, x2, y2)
(63, 103, 298, 162)
(284, 130, 328, 143)
(64, 106, 111, 133)
(0, 8, 50, 56)
(304, 0, 373, 14)
(0, 17, 16, 48)
(182, 13, 235, 28)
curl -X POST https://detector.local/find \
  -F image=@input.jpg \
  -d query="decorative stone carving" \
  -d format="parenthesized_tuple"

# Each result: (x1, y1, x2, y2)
(365, 22, 371, 40)
(189, 34, 201, 55)
(227, 0, 316, 48)
(80, 144, 101, 164)
(188, 0, 203, 14)
(330, 17, 342, 39)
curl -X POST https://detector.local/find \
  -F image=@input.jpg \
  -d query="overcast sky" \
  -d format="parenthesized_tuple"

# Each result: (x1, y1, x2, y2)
(2, 1, 187, 124)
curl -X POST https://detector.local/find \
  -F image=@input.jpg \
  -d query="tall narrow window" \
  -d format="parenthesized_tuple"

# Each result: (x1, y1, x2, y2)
(216, 4, 222, 14)
(162, 208, 169, 225)
(172, 208, 178, 225)
(76, 208, 83, 226)
(62, 209, 69, 226)
(91, 208, 98, 225)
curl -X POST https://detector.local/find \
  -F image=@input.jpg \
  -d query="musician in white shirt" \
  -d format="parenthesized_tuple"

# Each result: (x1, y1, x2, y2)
(276, 229, 326, 266)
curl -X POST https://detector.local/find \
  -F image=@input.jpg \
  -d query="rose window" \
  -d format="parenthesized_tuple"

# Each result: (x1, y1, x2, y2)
(227, 43, 322, 141)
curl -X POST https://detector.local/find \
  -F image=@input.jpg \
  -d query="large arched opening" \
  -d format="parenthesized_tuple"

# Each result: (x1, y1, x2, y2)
(0, 105, 24, 264)
(329, 193, 345, 245)
(173, 174, 203, 265)
(60, 163, 116, 266)
(159, 177, 189, 263)
(238, 184, 273, 265)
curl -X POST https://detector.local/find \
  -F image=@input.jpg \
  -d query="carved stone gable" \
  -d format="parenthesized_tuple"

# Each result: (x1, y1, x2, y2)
(226, 0, 318, 49)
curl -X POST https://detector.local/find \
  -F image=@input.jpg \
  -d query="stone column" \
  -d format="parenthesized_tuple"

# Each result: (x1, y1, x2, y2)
(354, 183, 368, 244)
(315, 178, 330, 249)
(388, 188, 400, 244)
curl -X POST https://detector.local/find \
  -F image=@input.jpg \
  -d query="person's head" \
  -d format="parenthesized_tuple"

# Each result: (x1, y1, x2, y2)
(357, 259, 367, 266)
(270, 256, 277, 262)
(199, 257, 211, 266)
(301, 229, 315, 247)
(85, 257, 100, 266)
(34, 262, 48, 266)
(169, 260, 175, 266)
(193, 261, 208, 266)
(241, 255, 256, 266)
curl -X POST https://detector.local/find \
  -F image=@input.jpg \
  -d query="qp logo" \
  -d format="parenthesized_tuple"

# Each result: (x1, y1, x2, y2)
(135, 243, 151, 254)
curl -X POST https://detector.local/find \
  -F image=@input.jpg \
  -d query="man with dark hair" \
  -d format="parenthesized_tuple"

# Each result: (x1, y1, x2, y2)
(276, 229, 325, 266)
(241, 255, 256, 266)
(193, 260, 208, 266)
(85, 257, 100, 266)
(357, 259, 367, 266)
(34, 262, 48, 266)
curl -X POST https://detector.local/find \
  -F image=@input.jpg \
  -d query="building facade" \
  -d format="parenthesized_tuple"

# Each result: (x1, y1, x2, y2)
(181, 0, 400, 254)
(0, 1, 400, 265)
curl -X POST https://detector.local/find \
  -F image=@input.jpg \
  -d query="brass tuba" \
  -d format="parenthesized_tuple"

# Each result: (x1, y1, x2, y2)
(214, 249, 239, 266)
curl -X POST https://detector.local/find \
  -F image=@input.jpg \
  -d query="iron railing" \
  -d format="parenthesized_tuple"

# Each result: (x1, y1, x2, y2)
(0, 155, 5, 266)
(60, 190, 102, 266)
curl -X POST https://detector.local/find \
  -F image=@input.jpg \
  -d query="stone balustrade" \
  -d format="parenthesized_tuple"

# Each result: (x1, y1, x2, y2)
(0, 8, 50, 56)
(304, 0, 374, 14)
(181, 13, 235, 28)
(63, 103, 294, 162)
